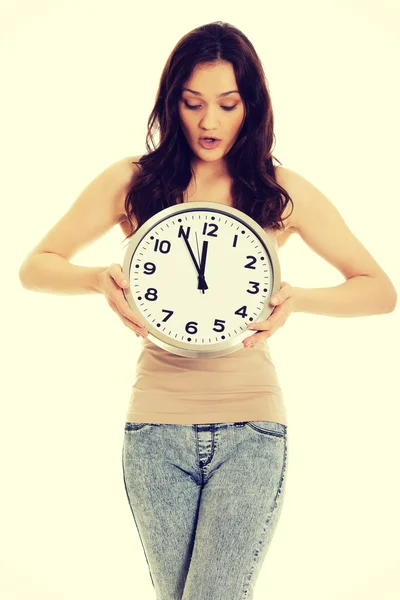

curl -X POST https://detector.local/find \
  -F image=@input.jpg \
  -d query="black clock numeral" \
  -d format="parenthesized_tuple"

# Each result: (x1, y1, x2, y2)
(143, 262, 156, 274)
(202, 222, 218, 237)
(178, 225, 190, 239)
(244, 255, 257, 269)
(185, 321, 198, 334)
(235, 306, 248, 319)
(246, 281, 260, 294)
(233, 233, 238, 247)
(213, 319, 225, 332)
(161, 309, 173, 322)
(154, 239, 171, 253)
(144, 288, 158, 301)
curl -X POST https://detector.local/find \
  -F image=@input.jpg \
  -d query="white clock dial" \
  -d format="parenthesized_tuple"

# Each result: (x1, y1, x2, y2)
(123, 202, 281, 358)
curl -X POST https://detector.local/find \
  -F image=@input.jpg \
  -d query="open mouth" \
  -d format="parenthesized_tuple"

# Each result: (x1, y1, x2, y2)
(198, 137, 222, 149)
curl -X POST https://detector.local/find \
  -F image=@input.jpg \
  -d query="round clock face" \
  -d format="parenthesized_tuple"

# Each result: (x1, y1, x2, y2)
(122, 201, 281, 358)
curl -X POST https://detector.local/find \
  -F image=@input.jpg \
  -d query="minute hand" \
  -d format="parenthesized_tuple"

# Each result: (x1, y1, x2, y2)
(180, 233, 209, 292)
(181, 233, 201, 272)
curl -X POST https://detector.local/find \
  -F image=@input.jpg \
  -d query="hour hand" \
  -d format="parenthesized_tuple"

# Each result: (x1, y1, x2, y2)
(198, 241, 209, 292)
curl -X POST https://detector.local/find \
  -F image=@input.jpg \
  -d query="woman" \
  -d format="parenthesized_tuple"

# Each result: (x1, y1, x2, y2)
(19, 21, 397, 600)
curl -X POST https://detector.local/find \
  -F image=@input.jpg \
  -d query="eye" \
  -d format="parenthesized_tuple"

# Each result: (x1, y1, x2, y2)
(183, 101, 237, 112)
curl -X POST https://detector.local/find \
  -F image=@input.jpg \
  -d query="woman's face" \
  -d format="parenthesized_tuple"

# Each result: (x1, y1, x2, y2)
(178, 61, 246, 167)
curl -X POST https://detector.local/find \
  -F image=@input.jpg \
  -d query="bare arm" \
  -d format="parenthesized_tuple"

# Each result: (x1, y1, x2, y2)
(275, 167, 397, 316)
(19, 155, 141, 294)
(19, 255, 107, 295)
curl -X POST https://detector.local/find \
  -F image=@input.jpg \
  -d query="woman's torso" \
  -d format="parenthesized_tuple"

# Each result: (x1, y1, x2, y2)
(120, 163, 291, 425)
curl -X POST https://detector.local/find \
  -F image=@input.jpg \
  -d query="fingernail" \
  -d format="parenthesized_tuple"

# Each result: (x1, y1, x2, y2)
(122, 279, 128, 286)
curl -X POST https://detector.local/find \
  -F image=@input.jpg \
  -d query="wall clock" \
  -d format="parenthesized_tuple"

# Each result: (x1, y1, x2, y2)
(122, 201, 281, 358)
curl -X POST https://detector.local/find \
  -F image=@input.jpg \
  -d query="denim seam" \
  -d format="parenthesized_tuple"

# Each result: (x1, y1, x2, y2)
(241, 436, 288, 598)
(121, 446, 155, 589)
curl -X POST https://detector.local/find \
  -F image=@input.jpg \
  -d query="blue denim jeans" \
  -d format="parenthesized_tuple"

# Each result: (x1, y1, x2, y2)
(122, 420, 288, 600)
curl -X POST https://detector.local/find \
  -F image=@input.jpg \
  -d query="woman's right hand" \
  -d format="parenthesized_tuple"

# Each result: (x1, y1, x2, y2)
(97, 263, 148, 338)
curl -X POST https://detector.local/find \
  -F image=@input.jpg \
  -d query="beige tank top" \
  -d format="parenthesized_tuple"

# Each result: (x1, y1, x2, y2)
(125, 230, 287, 426)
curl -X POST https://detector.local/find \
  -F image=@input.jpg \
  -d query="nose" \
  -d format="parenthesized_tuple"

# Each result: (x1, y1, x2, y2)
(199, 107, 220, 130)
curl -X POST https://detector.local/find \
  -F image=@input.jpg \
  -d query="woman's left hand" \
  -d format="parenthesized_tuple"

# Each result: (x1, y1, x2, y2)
(243, 281, 296, 348)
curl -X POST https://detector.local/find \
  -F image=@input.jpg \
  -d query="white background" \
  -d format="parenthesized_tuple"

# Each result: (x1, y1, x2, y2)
(1, 1, 399, 599)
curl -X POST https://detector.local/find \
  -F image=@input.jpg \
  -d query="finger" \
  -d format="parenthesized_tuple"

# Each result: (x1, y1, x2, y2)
(110, 272, 147, 329)
(270, 291, 283, 305)
(109, 297, 147, 332)
(271, 281, 291, 305)
(110, 263, 130, 289)
(120, 303, 147, 330)
(244, 329, 273, 347)
(248, 321, 271, 331)
(243, 333, 264, 347)
(108, 286, 146, 328)
(119, 314, 146, 337)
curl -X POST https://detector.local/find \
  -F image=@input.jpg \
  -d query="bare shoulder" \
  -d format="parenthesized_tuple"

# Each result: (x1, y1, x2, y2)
(274, 165, 340, 233)
(273, 166, 299, 233)
(115, 154, 143, 223)
(274, 165, 336, 234)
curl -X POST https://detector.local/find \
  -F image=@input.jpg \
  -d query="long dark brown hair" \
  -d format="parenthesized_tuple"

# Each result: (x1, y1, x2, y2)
(122, 21, 293, 245)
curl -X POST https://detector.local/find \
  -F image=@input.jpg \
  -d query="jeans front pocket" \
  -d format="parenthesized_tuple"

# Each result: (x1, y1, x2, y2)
(246, 420, 287, 438)
(124, 422, 159, 432)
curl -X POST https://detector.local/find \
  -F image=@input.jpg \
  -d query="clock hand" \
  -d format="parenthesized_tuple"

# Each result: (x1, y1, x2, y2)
(198, 241, 209, 293)
(195, 233, 209, 293)
(181, 231, 202, 275)
(181, 231, 210, 292)
(195, 232, 201, 267)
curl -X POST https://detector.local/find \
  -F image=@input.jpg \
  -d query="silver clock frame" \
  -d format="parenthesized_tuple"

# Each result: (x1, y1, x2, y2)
(122, 201, 281, 359)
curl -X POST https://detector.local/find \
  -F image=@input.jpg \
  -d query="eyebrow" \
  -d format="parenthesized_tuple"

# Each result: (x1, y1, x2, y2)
(181, 88, 240, 98)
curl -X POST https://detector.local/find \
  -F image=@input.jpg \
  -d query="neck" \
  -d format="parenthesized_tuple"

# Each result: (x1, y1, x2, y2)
(190, 157, 229, 181)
